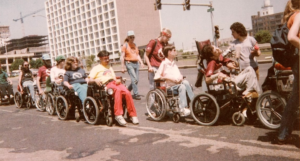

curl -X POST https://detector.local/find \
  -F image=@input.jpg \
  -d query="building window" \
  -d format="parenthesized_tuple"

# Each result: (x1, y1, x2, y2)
(111, 18, 116, 25)
(90, 34, 94, 40)
(109, 2, 114, 9)
(110, 10, 115, 17)
(106, 29, 111, 35)
(94, 24, 98, 30)
(98, 15, 103, 21)
(97, 7, 102, 14)
(97, 0, 101, 5)
(87, 11, 91, 18)
(92, 9, 96, 15)
(105, 20, 110, 27)
(91, 1, 96, 8)
(104, 13, 109, 19)
(103, 5, 108, 11)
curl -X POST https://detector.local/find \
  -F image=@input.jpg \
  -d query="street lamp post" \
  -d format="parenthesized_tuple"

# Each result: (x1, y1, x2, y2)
(0, 32, 10, 74)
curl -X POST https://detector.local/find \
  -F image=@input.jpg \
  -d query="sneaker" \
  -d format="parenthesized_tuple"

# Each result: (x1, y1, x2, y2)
(10, 95, 14, 98)
(179, 108, 190, 117)
(275, 136, 296, 145)
(115, 115, 127, 126)
(130, 116, 139, 125)
(4, 95, 8, 99)
(132, 95, 141, 100)
(184, 108, 191, 116)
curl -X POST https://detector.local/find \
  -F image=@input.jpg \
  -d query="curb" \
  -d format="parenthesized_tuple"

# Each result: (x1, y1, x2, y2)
(114, 60, 272, 73)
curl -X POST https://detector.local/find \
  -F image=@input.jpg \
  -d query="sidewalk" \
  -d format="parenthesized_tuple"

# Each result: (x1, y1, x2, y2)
(112, 53, 272, 72)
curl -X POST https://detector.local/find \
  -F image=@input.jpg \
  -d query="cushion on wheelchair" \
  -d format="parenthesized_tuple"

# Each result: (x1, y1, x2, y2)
(167, 88, 179, 96)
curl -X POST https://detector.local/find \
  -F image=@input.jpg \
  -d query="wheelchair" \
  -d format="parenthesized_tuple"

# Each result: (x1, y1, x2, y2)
(0, 84, 14, 105)
(34, 83, 48, 112)
(46, 82, 64, 115)
(191, 40, 259, 126)
(256, 61, 295, 129)
(83, 77, 129, 126)
(145, 77, 192, 123)
(14, 84, 36, 109)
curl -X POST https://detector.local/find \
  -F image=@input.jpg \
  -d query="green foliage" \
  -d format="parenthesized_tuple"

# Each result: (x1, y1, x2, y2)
(255, 30, 272, 44)
(83, 55, 96, 68)
(90, 55, 95, 62)
(29, 59, 43, 69)
(10, 59, 24, 71)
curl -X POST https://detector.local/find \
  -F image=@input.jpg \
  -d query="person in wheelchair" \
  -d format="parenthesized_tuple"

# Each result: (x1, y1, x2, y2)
(63, 56, 88, 115)
(154, 44, 194, 117)
(88, 50, 139, 126)
(50, 55, 65, 90)
(202, 44, 262, 117)
(0, 61, 13, 102)
(18, 61, 35, 103)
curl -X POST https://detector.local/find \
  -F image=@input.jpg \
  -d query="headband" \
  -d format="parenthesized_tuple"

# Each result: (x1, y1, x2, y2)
(162, 31, 171, 38)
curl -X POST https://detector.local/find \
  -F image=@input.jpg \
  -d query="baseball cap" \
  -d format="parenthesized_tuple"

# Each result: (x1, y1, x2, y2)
(42, 54, 51, 60)
(55, 55, 66, 62)
(127, 30, 135, 36)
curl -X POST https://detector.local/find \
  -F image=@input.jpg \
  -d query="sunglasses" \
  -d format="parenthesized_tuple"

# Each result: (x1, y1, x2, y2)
(24, 64, 29, 66)
(129, 36, 135, 39)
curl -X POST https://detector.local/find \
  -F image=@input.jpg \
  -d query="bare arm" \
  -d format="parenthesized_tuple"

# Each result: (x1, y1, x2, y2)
(36, 76, 42, 94)
(137, 54, 144, 68)
(63, 81, 73, 89)
(144, 50, 153, 72)
(18, 71, 23, 91)
(121, 51, 126, 73)
(288, 13, 300, 49)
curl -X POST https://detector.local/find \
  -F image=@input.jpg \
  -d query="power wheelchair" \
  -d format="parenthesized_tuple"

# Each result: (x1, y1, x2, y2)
(145, 77, 192, 123)
(83, 76, 129, 126)
(0, 84, 14, 105)
(256, 60, 295, 129)
(191, 40, 259, 126)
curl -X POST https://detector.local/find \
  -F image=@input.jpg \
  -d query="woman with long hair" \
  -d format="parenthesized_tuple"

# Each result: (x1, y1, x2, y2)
(121, 31, 144, 100)
(18, 61, 35, 102)
(276, 0, 300, 145)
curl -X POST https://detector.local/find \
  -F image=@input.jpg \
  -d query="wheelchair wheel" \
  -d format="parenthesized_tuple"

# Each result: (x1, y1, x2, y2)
(14, 92, 23, 108)
(191, 93, 220, 126)
(172, 113, 180, 123)
(35, 95, 46, 112)
(256, 91, 286, 130)
(46, 94, 56, 115)
(83, 97, 100, 125)
(104, 108, 113, 127)
(232, 112, 246, 126)
(145, 89, 167, 121)
(56, 96, 69, 120)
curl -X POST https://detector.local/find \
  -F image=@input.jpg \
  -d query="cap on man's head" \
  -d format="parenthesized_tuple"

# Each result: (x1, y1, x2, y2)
(97, 50, 110, 57)
(42, 54, 51, 60)
(55, 55, 65, 62)
(127, 30, 135, 36)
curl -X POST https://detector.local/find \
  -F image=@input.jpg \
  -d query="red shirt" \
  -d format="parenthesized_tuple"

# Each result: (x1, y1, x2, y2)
(146, 39, 167, 67)
(37, 65, 51, 82)
(205, 55, 232, 82)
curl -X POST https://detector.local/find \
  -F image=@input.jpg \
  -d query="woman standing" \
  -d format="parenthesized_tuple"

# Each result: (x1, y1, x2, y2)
(145, 28, 172, 90)
(230, 22, 261, 79)
(276, 0, 299, 145)
(18, 61, 35, 103)
(121, 31, 144, 100)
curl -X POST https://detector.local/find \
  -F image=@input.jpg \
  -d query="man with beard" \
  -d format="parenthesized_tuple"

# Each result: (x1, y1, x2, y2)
(36, 54, 52, 101)
(18, 61, 35, 103)
(0, 61, 13, 101)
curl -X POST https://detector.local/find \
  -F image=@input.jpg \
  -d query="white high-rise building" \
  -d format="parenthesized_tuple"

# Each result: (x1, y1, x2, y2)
(45, 0, 161, 63)
(260, 0, 274, 16)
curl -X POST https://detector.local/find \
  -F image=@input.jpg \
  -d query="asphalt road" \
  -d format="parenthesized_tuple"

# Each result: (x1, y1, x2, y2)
(0, 63, 299, 161)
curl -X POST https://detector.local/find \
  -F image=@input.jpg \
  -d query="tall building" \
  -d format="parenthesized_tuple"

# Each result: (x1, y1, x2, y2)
(251, 0, 283, 36)
(44, 0, 161, 62)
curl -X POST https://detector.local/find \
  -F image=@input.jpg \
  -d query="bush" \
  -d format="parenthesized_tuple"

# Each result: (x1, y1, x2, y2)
(10, 59, 24, 71)
(255, 30, 272, 44)
(29, 59, 43, 69)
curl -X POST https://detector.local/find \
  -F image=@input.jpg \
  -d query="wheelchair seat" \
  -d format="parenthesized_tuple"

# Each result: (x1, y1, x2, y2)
(167, 88, 179, 96)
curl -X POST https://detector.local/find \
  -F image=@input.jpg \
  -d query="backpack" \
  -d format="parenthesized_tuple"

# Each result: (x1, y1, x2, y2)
(270, 13, 299, 67)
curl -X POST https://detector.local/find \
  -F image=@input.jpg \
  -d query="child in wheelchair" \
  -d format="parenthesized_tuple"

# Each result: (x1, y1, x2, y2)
(154, 44, 194, 117)
(201, 44, 262, 117)
(88, 50, 139, 126)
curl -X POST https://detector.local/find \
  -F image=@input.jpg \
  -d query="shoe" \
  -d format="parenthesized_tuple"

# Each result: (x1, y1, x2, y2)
(4, 95, 8, 99)
(130, 116, 139, 125)
(145, 112, 156, 117)
(132, 95, 141, 100)
(115, 115, 127, 126)
(179, 108, 190, 117)
(10, 95, 14, 98)
(275, 136, 296, 145)
(184, 108, 191, 116)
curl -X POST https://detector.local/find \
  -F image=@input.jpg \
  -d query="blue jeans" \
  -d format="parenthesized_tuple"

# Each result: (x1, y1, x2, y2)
(148, 66, 159, 90)
(278, 58, 299, 140)
(170, 80, 194, 109)
(23, 81, 35, 100)
(72, 83, 88, 106)
(126, 61, 139, 96)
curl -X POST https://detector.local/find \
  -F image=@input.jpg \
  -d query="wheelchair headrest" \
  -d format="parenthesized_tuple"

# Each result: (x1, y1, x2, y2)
(195, 39, 211, 58)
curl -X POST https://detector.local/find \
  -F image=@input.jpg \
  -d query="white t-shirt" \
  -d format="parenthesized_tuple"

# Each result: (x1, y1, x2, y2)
(231, 36, 258, 69)
(50, 66, 65, 83)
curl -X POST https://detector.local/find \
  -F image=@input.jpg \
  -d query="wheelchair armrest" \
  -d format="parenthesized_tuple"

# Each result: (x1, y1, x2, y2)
(276, 70, 293, 75)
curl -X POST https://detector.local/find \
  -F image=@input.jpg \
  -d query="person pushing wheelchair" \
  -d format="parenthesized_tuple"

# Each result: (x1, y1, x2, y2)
(88, 50, 139, 126)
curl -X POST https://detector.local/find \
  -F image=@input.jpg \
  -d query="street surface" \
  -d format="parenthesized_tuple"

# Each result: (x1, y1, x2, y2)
(0, 63, 299, 161)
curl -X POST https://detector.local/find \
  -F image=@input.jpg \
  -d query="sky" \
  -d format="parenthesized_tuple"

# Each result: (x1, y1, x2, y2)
(0, 0, 288, 50)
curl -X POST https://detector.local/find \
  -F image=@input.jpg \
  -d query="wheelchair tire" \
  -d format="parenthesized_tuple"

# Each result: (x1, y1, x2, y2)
(145, 89, 167, 121)
(256, 91, 286, 130)
(14, 92, 23, 108)
(46, 94, 56, 115)
(232, 112, 245, 126)
(106, 116, 113, 127)
(191, 93, 220, 126)
(172, 113, 180, 123)
(83, 97, 100, 125)
(56, 96, 69, 120)
(35, 95, 46, 112)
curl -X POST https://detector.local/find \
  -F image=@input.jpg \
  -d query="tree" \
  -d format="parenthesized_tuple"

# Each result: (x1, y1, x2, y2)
(29, 59, 43, 69)
(10, 59, 24, 71)
(255, 30, 272, 44)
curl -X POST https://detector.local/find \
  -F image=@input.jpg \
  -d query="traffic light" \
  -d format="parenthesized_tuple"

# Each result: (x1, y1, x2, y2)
(184, 0, 190, 10)
(214, 25, 220, 39)
(155, 0, 162, 10)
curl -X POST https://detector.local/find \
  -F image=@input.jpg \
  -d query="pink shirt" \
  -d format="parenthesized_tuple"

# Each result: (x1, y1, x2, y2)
(154, 58, 183, 87)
